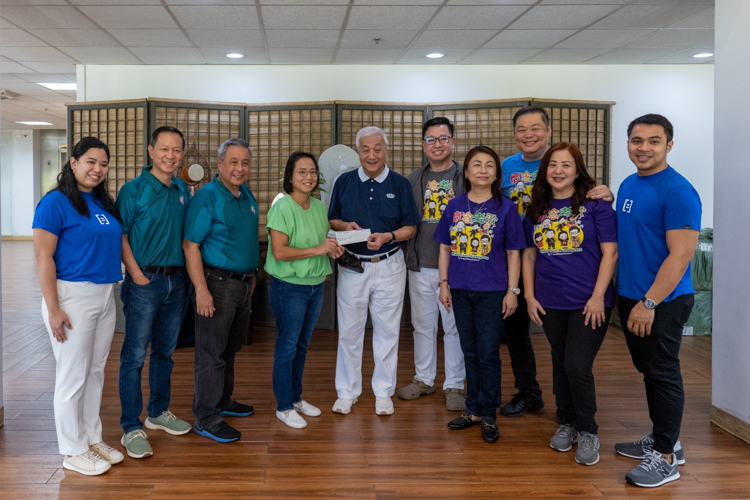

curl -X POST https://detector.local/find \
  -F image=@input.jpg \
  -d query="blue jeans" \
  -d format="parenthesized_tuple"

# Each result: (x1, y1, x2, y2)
(270, 278, 325, 412)
(451, 288, 505, 419)
(119, 271, 185, 433)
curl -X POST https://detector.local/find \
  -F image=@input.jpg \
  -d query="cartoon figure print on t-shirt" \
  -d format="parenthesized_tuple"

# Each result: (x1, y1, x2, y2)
(423, 179, 456, 223)
(449, 209, 497, 260)
(533, 205, 586, 255)
(509, 171, 537, 217)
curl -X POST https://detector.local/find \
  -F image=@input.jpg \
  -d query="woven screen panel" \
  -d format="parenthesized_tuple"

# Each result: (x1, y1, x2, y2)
(431, 104, 525, 164)
(152, 104, 243, 191)
(70, 104, 146, 198)
(247, 105, 335, 240)
(543, 105, 609, 186)
(338, 105, 425, 178)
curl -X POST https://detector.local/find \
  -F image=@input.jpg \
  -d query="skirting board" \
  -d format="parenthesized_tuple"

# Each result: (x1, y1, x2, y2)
(1, 236, 34, 241)
(711, 405, 750, 445)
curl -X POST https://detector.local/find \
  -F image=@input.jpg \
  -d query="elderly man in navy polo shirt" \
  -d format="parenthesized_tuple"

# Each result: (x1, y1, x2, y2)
(328, 126, 421, 416)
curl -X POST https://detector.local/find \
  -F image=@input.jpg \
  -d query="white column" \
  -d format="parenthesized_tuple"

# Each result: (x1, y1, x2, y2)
(711, 0, 750, 442)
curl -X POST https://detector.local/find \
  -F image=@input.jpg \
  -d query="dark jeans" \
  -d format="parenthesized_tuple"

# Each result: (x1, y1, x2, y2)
(270, 278, 325, 413)
(618, 294, 694, 455)
(119, 271, 185, 433)
(542, 307, 610, 434)
(193, 271, 253, 428)
(451, 289, 504, 419)
(504, 280, 542, 399)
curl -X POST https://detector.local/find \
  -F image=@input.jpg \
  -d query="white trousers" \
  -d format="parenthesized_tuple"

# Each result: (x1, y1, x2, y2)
(42, 280, 116, 456)
(408, 268, 465, 389)
(335, 249, 406, 399)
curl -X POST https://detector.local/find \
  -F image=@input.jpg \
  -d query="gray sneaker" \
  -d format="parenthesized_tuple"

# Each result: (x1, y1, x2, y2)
(625, 450, 680, 488)
(615, 432, 685, 465)
(550, 424, 578, 452)
(575, 432, 600, 465)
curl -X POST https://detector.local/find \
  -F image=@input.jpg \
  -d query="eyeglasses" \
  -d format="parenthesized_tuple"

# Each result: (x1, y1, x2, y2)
(423, 136, 453, 146)
(295, 170, 318, 178)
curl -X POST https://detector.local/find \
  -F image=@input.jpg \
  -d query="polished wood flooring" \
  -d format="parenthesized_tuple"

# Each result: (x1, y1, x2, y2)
(1, 241, 749, 499)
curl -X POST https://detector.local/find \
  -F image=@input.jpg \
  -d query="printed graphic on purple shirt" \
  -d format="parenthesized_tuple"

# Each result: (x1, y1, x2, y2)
(523, 198, 617, 310)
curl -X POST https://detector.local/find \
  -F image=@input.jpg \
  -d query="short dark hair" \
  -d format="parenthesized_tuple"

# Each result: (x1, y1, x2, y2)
(283, 151, 319, 194)
(627, 113, 673, 143)
(512, 106, 550, 128)
(422, 116, 454, 139)
(150, 126, 185, 149)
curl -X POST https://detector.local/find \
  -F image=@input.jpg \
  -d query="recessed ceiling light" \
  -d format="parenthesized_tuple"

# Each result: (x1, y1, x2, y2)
(38, 83, 76, 91)
(226, 53, 244, 59)
(426, 53, 444, 59)
(693, 52, 713, 58)
(16, 121, 53, 126)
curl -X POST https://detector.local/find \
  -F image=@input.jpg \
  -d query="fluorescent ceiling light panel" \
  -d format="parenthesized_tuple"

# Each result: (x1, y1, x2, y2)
(38, 83, 77, 91)
(226, 52, 244, 59)
(16, 121, 53, 125)
(426, 53, 444, 58)
(693, 52, 713, 58)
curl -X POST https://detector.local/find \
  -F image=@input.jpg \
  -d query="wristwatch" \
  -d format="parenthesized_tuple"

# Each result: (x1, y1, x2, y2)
(641, 296, 657, 310)
(389, 231, 397, 243)
(508, 286, 521, 296)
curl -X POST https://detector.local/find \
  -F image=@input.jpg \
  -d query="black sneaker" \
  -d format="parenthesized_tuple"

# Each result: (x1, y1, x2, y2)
(221, 400, 254, 417)
(481, 417, 499, 443)
(193, 421, 241, 443)
(500, 391, 544, 417)
(447, 411, 482, 430)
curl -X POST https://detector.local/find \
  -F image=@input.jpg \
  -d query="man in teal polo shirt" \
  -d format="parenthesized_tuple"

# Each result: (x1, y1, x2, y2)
(117, 126, 193, 459)
(183, 137, 260, 443)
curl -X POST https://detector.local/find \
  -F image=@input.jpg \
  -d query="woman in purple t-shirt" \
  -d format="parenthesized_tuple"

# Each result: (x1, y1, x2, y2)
(522, 142, 617, 466)
(434, 145, 527, 444)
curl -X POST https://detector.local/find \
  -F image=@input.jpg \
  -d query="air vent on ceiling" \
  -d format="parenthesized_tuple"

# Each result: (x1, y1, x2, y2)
(1, 89, 21, 100)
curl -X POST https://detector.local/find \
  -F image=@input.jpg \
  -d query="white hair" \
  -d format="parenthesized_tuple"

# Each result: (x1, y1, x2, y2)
(218, 138, 253, 162)
(355, 126, 388, 149)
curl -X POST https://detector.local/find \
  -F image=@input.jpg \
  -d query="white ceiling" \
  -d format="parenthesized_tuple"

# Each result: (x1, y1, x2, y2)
(0, 0, 715, 130)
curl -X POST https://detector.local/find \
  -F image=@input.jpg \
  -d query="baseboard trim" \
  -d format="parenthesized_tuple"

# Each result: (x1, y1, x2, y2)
(1, 235, 34, 241)
(710, 405, 750, 445)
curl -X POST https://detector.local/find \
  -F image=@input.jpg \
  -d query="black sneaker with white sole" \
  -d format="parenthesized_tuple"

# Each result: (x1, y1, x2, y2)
(615, 432, 685, 465)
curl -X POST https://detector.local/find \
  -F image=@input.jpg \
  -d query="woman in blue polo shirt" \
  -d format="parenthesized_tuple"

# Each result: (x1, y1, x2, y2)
(265, 152, 344, 429)
(434, 145, 526, 444)
(33, 137, 124, 476)
(522, 142, 617, 466)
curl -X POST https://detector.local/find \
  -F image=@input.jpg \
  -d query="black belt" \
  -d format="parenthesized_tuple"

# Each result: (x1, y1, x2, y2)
(204, 264, 256, 282)
(352, 247, 400, 263)
(141, 265, 181, 276)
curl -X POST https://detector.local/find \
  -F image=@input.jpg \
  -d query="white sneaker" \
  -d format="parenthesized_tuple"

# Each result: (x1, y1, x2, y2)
(375, 396, 394, 416)
(294, 400, 322, 417)
(90, 441, 124, 465)
(276, 410, 307, 429)
(63, 450, 112, 476)
(332, 398, 357, 414)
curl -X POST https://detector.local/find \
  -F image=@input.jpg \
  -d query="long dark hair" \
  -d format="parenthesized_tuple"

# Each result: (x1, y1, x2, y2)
(51, 137, 121, 223)
(526, 142, 596, 223)
(462, 145, 503, 204)
(283, 151, 319, 194)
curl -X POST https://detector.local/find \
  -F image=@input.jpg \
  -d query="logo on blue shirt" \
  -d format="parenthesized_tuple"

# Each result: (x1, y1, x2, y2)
(622, 199, 633, 213)
(95, 214, 110, 225)
(386, 193, 395, 199)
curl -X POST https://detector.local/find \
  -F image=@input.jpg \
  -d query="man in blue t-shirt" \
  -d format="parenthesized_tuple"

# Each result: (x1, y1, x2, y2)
(499, 107, 614, 418)
(614, 114, 701, 488)
(183, 138, 260, 443)
(117, 126, 193, 459)
(328, 126, 421, 417)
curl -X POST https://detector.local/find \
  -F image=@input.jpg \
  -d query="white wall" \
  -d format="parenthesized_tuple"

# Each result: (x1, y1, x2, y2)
(0, 130, 41, 236)
(82, 63, 715, 226)
(712, 0, 750, 426)
(0, 129, 41, 236)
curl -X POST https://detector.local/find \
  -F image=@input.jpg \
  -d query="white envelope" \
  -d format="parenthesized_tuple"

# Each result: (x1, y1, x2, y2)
(330, 229, 371, 245)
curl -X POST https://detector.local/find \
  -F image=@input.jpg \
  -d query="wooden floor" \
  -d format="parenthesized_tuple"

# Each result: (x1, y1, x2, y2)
(1, 241, 748, 500)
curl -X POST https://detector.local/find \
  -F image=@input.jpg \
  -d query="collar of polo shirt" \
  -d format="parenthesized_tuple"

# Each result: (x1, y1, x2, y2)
(357, 165, 390, 183)
(142, 166, 174, 190)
